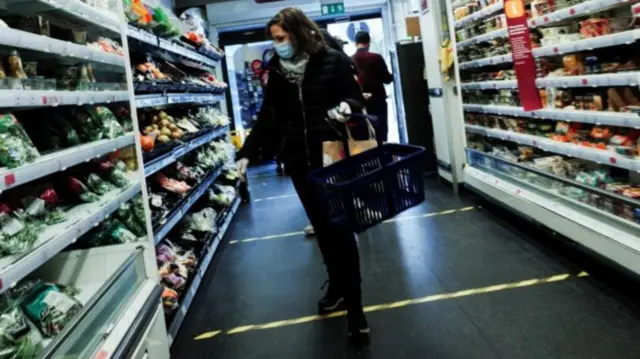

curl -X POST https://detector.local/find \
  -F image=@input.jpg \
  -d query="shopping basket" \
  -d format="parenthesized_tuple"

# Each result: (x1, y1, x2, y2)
(308, 131, 426, 233)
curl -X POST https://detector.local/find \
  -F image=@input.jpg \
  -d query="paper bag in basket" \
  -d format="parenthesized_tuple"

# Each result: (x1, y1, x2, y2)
(322, 120, 377, 167)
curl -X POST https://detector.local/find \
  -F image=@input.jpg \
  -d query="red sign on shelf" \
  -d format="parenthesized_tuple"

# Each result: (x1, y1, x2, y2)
(504, 0, 542, 111)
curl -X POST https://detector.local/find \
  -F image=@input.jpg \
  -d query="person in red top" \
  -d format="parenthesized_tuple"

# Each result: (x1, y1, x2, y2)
(352, 31, 394, 142)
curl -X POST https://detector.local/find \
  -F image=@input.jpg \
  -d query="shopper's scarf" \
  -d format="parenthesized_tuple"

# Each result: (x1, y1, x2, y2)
(279, 53, 309, 86)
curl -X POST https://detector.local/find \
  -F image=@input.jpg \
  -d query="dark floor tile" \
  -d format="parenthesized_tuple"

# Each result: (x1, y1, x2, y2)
(180, 299, 499, 359)
(457, 280, 640, 359)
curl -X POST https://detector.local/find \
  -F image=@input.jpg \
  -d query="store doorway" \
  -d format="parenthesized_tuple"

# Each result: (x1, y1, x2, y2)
(326, 18, 399, 143)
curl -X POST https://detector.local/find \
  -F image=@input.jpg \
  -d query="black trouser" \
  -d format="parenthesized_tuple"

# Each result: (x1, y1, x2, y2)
(291, 173, 363, 312)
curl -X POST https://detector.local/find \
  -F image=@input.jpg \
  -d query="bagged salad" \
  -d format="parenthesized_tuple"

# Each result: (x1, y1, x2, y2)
(0, 296, 41, 359)
(0, 212, 42, 257)
(16, 281, 82, 338)
(0, 114, 40, 169)
(87, 106, 125, 139)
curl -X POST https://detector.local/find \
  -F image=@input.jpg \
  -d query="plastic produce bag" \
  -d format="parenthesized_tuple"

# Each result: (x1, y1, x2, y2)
(116, 202, 146, 237)
(69, 109, 103, 141)
(68, 177, 100, 203)
(0, 298, 41, 359)
(18, 282, 82, 338)
(87, 106, 125, 139)
(0, 114, 39, 168)
(0, 212, 41, 256)
(182, 208, 217, 233)
(87, 173, 117, 195)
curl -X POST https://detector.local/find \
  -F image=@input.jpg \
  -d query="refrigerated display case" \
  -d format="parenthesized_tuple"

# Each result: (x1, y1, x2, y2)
(0, 0, 239, 356)
(444, 0, 640, 274)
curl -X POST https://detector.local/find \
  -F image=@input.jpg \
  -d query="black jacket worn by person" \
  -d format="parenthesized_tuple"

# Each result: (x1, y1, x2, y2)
(238, 47, 364, 174)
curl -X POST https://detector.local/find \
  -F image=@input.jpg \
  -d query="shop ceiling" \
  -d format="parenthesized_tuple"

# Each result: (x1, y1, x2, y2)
(174, 0, 386, 27)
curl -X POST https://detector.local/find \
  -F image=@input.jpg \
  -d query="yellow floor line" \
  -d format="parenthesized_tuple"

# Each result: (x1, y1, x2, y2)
(229, 231, 306, 245)
(228, 206, 475, 244)
(194, 271, 587, 340)
(254, 194, 297, 202)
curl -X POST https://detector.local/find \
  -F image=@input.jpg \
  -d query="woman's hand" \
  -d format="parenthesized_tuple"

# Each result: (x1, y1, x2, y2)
(327, 102, 352, 123)
(236, 158, 249, 182)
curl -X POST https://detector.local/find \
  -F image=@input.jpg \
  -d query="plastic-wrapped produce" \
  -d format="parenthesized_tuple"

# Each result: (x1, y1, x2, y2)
(18, 282, 82, 338)
(0, 212, 42, 256)
(69, 109, 103, 141)
(131, 195, 146, 224)
(182, 208, 217, 233)
(116, 202, 146, 237)
(0, 114, 40, 168)
(98, 160, 130, 188)
(0, 298, 41, 359)
(87, 106, 125, 139)
(68, 177, 100, 203)
(87, 173, 117, 195)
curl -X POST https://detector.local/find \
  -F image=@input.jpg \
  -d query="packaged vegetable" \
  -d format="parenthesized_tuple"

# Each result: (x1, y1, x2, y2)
(0, 114, 40, 168)
(68, 177, 100, 203)
(87, 106, 125, 139)
(0, 212, 41, 256)
(69, 109, 103, 141)
(0, 299, 41, 359)
(116, 202, 146, 237)
(87, 173, 116, 195)
(182, 208, 217, 233)
(18, 282, 82, 338)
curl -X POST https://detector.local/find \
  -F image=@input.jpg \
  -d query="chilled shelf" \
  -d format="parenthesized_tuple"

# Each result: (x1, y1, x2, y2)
(463, 104, 640, 128)
(459, 53, 513, 70)
(127, 26, 220, 70)
(0, 89, 129, 108)
(144, 126, 229, 177)
(467, 148, 640, 208)
(455, 1, 504, 28)
(464, 166, 640, 249)
(533, 30, 640, 57)
(465, 124, 640, 171)
(3, 0, 121, 34)
(166, 195, 241, 345)
(461, 80, 517, 90)
(0, 27, 126, 68)
(461, 72, 640, 90)
(0, 179, 142, 294)
(537, 72, 640, 88)
(458, 28, 508, 48)
(153, 166, 224, 244)
(136, 93, 224, 109)
(0, 133, 135, 191)
(529, 0, 630, 28)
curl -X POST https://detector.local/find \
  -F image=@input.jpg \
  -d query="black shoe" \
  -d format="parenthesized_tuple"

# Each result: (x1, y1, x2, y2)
(318, 281, 344, 314)
(348, 310, 370, 340)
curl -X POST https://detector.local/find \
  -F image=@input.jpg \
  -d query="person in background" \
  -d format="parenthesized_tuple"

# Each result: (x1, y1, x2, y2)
(235, 7, 370, 339)
(352, 31, 394, 143)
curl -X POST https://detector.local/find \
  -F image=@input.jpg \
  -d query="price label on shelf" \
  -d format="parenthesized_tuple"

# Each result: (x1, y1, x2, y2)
(42, 95, 60, 106)
(4, 174, 16, 187)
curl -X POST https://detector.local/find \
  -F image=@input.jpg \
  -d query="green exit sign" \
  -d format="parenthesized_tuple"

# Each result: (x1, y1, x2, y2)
(322, 2, 345, 15)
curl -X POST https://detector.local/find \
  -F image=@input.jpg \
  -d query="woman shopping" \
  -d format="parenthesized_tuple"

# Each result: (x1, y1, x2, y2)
(235, 8, 369, 339)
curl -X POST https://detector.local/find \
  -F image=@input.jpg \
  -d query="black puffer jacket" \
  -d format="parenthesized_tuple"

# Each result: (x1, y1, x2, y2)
(238, 47, 364, 174)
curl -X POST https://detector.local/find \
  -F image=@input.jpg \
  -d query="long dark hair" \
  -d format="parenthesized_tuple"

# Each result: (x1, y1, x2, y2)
(266, 8, 325, 56)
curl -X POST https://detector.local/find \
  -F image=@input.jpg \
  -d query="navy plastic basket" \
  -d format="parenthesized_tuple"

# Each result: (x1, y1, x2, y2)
(307, 143, 426, 233)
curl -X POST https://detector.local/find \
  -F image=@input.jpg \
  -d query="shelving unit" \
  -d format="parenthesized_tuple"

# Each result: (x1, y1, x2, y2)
(0, 0, 238, 357)
(0, 1, 173, 358)
(451, 0, 640, 275)
(166, 195, 241, 345)
(122, 0, 239, 351)
(136, 93, 224, 109)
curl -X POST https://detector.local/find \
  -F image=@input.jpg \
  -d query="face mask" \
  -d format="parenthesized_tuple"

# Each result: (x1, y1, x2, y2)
(274, 41, 295, 60)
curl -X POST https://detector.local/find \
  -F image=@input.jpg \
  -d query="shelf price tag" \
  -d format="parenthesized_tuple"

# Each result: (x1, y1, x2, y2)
(42, 95, 60, 106)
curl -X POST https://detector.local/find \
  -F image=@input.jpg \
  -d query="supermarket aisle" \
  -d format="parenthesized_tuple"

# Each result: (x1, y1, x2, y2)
(171, 165, 640, 359)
